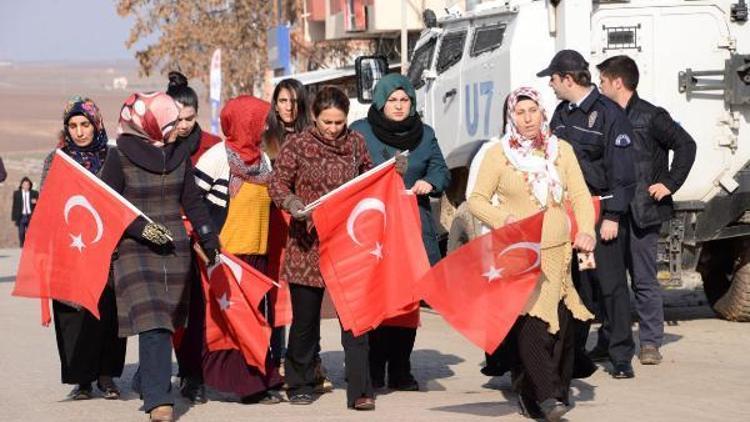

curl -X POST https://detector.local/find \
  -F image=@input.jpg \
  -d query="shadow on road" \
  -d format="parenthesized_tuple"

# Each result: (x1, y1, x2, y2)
(430, 400, 518, 417)
(0, 276, 15, 283)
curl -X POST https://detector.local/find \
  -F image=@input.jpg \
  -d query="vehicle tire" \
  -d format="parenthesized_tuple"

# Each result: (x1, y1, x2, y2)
(446, 202, 476, 253)
(698, 239, 750, 321)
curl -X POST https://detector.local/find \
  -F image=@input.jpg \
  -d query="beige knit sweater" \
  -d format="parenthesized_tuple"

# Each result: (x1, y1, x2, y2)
(468, 140, 595, 333)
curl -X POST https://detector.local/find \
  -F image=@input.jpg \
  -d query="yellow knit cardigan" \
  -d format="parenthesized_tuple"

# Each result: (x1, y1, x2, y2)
(468, 139, 595, 333)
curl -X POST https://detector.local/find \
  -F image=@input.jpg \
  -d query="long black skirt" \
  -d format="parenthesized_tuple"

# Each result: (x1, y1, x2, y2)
(53, 283, 126, 385)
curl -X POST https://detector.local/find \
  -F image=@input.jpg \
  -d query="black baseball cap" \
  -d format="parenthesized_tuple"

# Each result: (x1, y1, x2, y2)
(536, 49, 589, 77)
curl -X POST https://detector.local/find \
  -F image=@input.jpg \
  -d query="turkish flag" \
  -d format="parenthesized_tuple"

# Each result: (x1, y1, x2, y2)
(566, 196, 601, 239)
(13, 151, 139, 323)
(266, 205, 292, 328)
(313, 164, 430, 336)
(418, 212, 545, 354)
(200, 251, 275, 373)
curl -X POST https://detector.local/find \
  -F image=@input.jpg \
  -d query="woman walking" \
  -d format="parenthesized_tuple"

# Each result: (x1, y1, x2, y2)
(11, 177, 38, 247)
(101, 92, 219, 422)
(468, 87, 596, 421)
(192, 95, 285, 404)
(269, 86, 385, 410)
(350, 73, 450, 391)
(40, 96, 126, 401)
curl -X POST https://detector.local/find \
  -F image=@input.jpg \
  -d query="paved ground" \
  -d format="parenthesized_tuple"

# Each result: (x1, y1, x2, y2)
(0, 248, 748, 421)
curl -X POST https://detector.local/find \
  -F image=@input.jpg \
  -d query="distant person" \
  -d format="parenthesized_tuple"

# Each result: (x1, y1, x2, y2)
(11, 177, 38, 247)
(0, 157, 6, 182)
(191, 95, 284, 404)
(40, 96, 126, 401)
(166, 70, 221, 405)
(263, 78, 334, 394)
(538, 49, 638, 379)
(350, 73, 450, 391)
(100, 92, 219, 422)
(468, 87, 596, 420)
(597, 55, 696, 365)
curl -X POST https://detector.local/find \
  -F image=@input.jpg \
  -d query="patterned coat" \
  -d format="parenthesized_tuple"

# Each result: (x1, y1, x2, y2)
(269, 127, 373, 288)
(101, 145, 215, 337)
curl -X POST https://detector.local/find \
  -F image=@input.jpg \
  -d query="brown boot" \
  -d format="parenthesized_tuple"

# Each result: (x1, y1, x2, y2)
(149, 405, 173, 422)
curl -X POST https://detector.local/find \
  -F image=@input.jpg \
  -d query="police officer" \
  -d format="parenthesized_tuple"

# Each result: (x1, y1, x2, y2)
(537, 50, 637, 379)
(596, 55, 696, 366)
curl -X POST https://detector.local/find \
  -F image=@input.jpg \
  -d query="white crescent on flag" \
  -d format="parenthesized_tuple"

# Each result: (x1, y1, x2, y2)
(346, 197, 386, 246)
(497, 242, 541, 274)
(63, 195, 104, 249)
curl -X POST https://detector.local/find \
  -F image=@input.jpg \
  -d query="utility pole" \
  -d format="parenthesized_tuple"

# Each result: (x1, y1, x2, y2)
(401, 0, 408, 74)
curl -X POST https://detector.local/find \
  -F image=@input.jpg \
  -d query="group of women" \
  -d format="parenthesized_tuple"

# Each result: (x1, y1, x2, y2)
(41, 66, 596, 422)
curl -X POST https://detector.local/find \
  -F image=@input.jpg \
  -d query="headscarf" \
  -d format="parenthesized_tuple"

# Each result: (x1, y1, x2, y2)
(61, 96, 109, 174)
(117, 92, 179, 146)
(220, 95, 273, 196)
(500, 87, 562, 207)
(367, 73, 424, 151)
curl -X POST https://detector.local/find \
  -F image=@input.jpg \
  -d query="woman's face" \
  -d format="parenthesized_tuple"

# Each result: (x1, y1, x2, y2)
(67, 115, 95, 147)
(276, 88, 298, 124)
(314, 107, 347, 141)
(21, 180, 31, 191)
(513, 99, 543, 139)
(383, 89, 411, 122)
(175, 105, 197, 138)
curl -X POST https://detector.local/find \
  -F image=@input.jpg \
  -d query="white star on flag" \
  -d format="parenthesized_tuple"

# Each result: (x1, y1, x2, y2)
(69, 233, 85, 252)
(370, 242, 384, 260)
(482, 265, 503, 282)
(217, 293, 232, 310)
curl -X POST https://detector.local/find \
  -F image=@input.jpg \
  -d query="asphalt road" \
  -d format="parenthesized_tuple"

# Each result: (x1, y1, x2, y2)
(0, 248, 747, 421)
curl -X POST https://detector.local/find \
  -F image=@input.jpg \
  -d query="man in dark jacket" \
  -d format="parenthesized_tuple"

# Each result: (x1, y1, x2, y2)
(538, 50, 638, 379)
(12, 177, 39, 246)
(0, 157, 7, 182)
(597, 55, 696, 365)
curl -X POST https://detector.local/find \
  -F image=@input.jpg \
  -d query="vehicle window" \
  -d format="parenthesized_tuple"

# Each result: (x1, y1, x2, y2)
(436, 30, 467, 74)
(470, 24, 506, 57)
(408, 38, 437, 89)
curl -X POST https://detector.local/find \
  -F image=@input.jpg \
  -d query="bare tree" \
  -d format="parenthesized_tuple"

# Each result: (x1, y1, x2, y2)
(117, 0, 272, 97)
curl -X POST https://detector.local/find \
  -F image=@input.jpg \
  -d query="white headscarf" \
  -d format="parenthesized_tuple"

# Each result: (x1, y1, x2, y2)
(500, 87, 563, 207)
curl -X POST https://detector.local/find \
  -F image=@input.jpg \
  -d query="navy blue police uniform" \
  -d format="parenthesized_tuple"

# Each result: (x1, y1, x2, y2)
(550, 86, 637, 372)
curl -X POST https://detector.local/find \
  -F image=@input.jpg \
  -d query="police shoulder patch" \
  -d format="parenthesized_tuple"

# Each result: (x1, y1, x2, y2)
(588, 111, 598, 128)
(614, 134, 631, 147)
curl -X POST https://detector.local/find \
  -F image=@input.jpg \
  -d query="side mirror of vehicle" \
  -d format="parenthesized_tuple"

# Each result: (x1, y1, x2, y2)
(355, 55, 389, 103)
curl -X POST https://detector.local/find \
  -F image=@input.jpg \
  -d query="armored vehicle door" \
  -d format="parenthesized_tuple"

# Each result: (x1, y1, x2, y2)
(429, 28, 469, 149)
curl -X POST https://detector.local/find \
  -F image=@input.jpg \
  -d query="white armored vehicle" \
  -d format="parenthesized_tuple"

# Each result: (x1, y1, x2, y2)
(354, 0, 750, 321)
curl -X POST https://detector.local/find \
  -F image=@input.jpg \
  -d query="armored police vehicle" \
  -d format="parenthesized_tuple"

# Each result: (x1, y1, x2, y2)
(354, 0, 750, 321)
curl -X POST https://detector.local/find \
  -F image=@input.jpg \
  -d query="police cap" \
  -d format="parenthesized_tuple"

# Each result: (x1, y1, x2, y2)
(537, 49, 589, 77)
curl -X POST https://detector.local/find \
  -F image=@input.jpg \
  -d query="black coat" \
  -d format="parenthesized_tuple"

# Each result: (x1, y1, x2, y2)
(626, 93, 696, 228)
(0, 157, 6, 182)
(11, 189, 38, 224)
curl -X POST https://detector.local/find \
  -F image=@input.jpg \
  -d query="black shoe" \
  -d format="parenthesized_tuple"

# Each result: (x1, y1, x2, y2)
(539, 398, 569, 422)
(180, 378, 207, 404)
(241, 390, 283, 405)
(611, 362, 635, 379)
(70, 383, 93, 400)
(572, 352, 598, 379)
(518, 393, 544, 419)
(288, 393, 315, 405)
(372, 378, 386, 390)
(96, 377, 121, 400)
(481, 365, 508, 377)
(586, 346, 610, 363)
(388, 375, 420, 391)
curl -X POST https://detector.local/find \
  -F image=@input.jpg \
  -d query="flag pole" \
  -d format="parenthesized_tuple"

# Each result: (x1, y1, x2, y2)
(302, 151, 410, 214)
(55, 150, 173, 241)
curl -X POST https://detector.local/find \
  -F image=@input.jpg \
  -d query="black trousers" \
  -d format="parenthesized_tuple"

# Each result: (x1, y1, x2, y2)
(139, 329, 174, 412)
(515, 302, 575, 404)
(574, 218, 635, 364)
(53, 284, 126, 385)
(368, 326, 416, 386)
(285, 284, 372, 407)
(18, 214, 30, 247)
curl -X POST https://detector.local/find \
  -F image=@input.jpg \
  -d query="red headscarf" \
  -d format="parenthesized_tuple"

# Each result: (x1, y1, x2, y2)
(118, 92, 179, 146)
(220, 95, 271, 165)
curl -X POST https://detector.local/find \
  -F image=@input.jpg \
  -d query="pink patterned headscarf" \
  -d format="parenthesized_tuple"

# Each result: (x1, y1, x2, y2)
(117, 92, 179, 146)
(504, 86, 551, 148)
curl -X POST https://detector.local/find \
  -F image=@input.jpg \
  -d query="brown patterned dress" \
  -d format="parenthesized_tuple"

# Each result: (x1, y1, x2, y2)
(269, 126, 373, 288)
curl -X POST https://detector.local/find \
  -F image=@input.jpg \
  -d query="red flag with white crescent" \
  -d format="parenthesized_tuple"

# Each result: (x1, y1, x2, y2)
(12, 151, 139, 324)
(417, 212, 545, 354)
(313, 165, 430, 336)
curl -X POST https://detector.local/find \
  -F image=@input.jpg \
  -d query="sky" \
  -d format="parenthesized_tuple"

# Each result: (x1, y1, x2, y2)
(0, 0, 147, 62)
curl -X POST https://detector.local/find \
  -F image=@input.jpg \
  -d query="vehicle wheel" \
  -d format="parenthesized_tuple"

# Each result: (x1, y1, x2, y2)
(698, 239, 750, 321)
(446, 202, 476, 253)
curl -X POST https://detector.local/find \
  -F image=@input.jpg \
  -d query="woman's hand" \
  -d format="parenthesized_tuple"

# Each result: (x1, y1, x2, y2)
(504, 214, 518, 225)
(394, 154, 409, 175)
(411, 180, 433, 195)
(573, 233, 595, 253)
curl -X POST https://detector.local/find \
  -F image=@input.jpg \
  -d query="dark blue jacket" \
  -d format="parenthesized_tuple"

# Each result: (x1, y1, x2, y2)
(350, 119, 451, 265)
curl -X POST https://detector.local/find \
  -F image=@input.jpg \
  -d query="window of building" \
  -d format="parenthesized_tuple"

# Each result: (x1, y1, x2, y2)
(408, 37, 437, 89)
(436, 30, 467, 74)
(470, 24, 506, 57)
